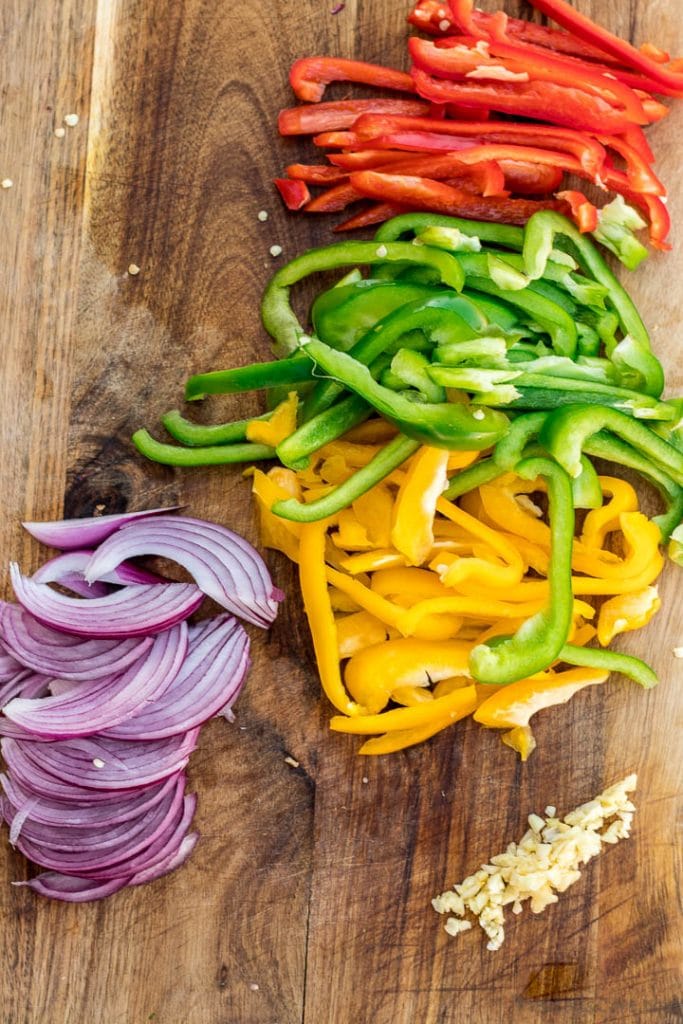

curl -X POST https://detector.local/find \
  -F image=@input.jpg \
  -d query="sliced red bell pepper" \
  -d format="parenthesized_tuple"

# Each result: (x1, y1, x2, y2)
(349, 113, 606, 177)
(348, 170, 566, 224)
(499, 161, 564, 196)
(278, 98, 431, 136)
(334, 202, 408, 232)
(329, 149, 430, 171)
(640, 42, 670, 64)
(369, 153, 508, 196)
(598, 136, 666, 196)
(312, 131, 359, 148)
(410, 36, 648, 124)
(528, 0, 683, 98)
(620, 125, 654, 165)
(289, 57, 416, 103)
(304, 182, 363, 213)
(285, 164, 349, 184)
(274, 178, 311, 210)
(410, 67, 636, 134)
(556, 190, 599, 233)
(622, 191, 672, 250)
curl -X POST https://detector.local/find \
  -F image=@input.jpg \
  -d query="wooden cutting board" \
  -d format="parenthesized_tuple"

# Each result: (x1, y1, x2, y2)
(0, 1, 681, 1021)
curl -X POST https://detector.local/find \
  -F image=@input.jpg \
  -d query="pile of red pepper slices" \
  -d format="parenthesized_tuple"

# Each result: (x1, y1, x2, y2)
(274, 0, 680, 259)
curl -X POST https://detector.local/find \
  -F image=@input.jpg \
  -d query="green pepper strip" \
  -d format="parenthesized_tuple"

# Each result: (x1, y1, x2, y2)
(161, 409, 271, 447)
(276, 394, 371, 470)
(272, 436, 420, 523)
(443, 457, 503, 500)
(261, 241, 465, 356)
(540, 404, 683, 485)
(299, 337, 509, 450)
(523, 211, 664, 398)
(505, 375, 673, 419)
(303, 292, 486, 421)
(469, 457, 574, 685)
(559, 644, 658, 689)
(132, 430, 275, 466)
(375, 213, 524, 251)
(185, 356, 312, 401)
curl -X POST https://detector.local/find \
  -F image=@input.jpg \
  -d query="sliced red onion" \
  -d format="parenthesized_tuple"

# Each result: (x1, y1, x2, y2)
(2, 623, 188, 738)
(83, 516, 283, 628)
(10, 563, 203, 637)
(3, 729, 200, 793)
(0, 604, 154, 681)
(23, 507, 180, 551)
(0, 771, 181, 828)
(32, 550, 165, 597)
(105, 615, 249, 739)
(129, 830, 198, 886)
(0, 640, 24, 682)
(13, 872, 131, 902)
(0, 670, 51, 708)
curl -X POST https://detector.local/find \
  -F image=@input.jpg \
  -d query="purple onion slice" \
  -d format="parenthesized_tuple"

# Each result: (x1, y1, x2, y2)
(0, 671, 51, 709)
(10, 564, 203, 637)
(13, 872, 131, 902)
(129, 831, 199, 886)
(22, 507, 180, 551)
(105, 615, 249, 739)
(84, 516, 283, 628)
(0, 604, 154, 681)
(2, 623, 188, 738)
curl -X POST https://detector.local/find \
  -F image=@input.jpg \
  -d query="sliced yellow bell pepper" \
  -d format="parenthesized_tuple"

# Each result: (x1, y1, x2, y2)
(251, 469, 301, 562)
(581, 476, 639, 549)
(473, 667, 609, 729)
(597, 586, 661, 647)
(336, 611, 391, 658)
(298, 521, 363, 716)
(342, 418, 399, 443)
(435, 496, 525, 587)
(370, 567, 447, 600)
(391, 685, 436, 706)
(391, 446, 450, 566)
(352, 483, 394, 548)
(343, 638, 471, 713)
(330, 683, 478, 734)
(501, 725, 537, 761)
(358, 718, 456, 755)
(246, 391, 298, 447)
(331, 508, 373, 551)
(340, 549, 407, 574)
(398, 595, 545, 637)
(318, 440, 381, 467)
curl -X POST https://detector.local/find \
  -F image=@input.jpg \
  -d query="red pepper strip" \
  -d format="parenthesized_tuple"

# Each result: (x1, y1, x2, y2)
(289, 57, 415, 103)
(329, 149, 432, 170)
(274, 178, 311, 211)
(636, 94, 669, 123)
(556, 190, 599, 233)
(598, 136, 666, 196)
(313, 131, 359, 148)
(621, 125, 655, 164)
(349, 113, 606, 177)
(334, 202, 408, 232)
(304, 182, 363, 213)
(411, 67, 635, 134)
(285, 164, 349, 184)
(445, 102, 491, 120)
(334, 151, 507, 196)
(640, 42, 670, 64)
(348, 171, 566, 225)
(417, 36, 648, 125)
(528, 0, 683, 98)
(500, 161, 564, 196)
(278, 99, 432, 136)
(622, 191, 672, 250)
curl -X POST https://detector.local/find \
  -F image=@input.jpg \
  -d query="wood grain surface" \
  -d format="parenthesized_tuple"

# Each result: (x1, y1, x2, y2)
(0, 1, 681, 1021)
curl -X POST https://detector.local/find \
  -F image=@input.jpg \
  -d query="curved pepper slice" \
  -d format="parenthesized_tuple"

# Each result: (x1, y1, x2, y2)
(289, 57, 415, 103)
(469, 457, 575, 685)
(474, 667, 608, 727)
(596, 587, 661, 647)
(391, 446, 450, 565)
(246, 392, 298, 447)
(330, 682, 478, 734)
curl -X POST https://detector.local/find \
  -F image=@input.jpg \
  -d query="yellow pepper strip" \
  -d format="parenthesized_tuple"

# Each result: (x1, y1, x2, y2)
(479, 481, 553, 547)
(358, 715, 468, 754)
(318, 455, 354, 485)
(446, 450, 480, 473)
(391, 685, 436, 706)
(498, 533, 549, 574)
(501, 725, 537, 761)
(432, 676, 474, 696)
(340, 549, 408, 574)
(473, 667, 609, 729)
(581, 476, 639, 549)
(597, 586, 661, 647)
(336, 611, 391, 658)
(331, 508, 373, 551)
(318, 440, 381, 467)
(246, 391, 298, 447)
(328, 587, 363, 613)
(342, 418, 398, 443)
(298, 521, 364, 716)
(572, 623, 597, 646)
(572, 511, 660, 579)
(435, 496, 525, 587)
(398, 595, 545, 636)
(268, 466, 302, 499)
(326, 567, 406, 631)
(330, 683, 478, 734)
(391, 446, 450, 566)
(352, 483, 394, 548)
(371, 567, 448, 600)
(251, 469, 301, 562)
(303, 484, 337, 502)
(343, 638, 471, 712)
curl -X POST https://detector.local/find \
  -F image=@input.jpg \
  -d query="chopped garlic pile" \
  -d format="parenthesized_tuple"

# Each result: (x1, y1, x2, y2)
(433, 774, 636, 951)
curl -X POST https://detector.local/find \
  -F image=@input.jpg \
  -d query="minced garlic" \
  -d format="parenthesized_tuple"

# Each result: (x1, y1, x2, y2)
(433, 774, 637, 951)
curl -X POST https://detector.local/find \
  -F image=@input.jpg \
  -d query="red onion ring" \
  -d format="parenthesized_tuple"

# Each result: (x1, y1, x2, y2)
(13, 873, 132, 902)
(84, 517, 283, 628)
(22, 507, 180, 551)
(10, 564, 203, 637)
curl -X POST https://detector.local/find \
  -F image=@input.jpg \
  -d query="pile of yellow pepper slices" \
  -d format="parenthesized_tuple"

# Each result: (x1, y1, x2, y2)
(250, 415, 662, 758)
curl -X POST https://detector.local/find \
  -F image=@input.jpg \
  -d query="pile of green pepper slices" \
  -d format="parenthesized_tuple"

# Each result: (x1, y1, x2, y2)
(134, 211, 683, 689)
